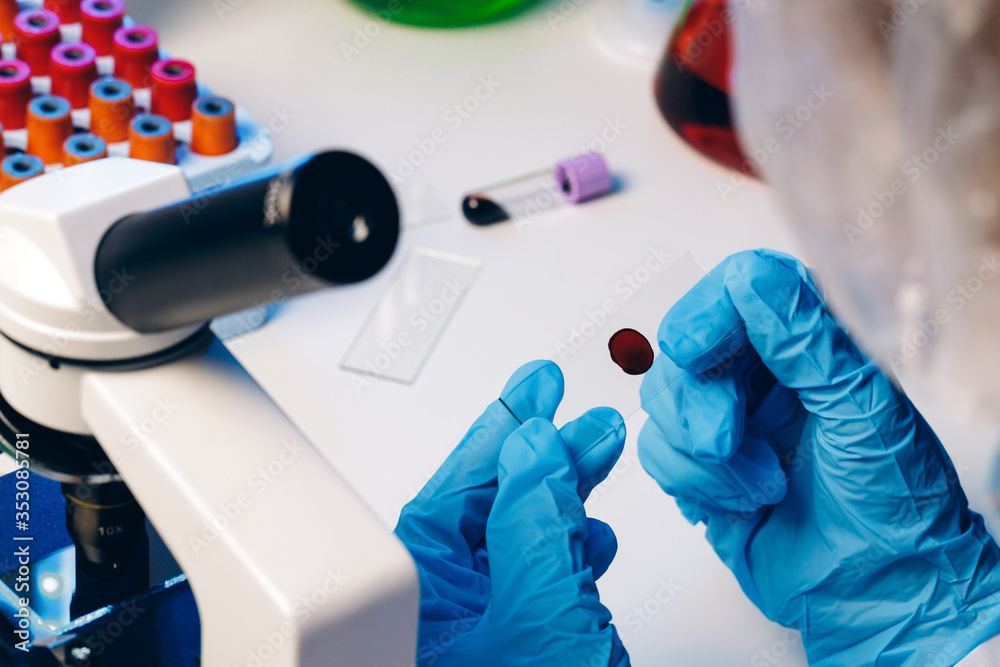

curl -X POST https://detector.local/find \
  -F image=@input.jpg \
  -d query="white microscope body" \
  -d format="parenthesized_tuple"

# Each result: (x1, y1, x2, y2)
(0, 158, 419, 666)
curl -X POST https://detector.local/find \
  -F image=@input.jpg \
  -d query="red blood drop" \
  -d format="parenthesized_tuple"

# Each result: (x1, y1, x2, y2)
(609, 328, 654, 375)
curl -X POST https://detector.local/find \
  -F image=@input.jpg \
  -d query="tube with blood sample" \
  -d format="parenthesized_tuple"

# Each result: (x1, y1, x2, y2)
(51, 42, 99, 109)
(150, 58, 197, 121)
(13, 8, 61, 76)
(0, 59, 32, 130)
(113, 24, 159, 88)
(461, 152, 612, 226)
(80, 0, 126, 56)
(44, 0, 81, 24)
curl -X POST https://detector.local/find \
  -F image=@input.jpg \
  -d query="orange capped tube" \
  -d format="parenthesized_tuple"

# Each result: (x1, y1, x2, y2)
(89, 76, 134, 142)
(13, 9, 61, 76)
(80, 0, 125, 56)
(0, 153, 44, 190)
(44, 0, 81, 24)
(0, 59, 31, 130)
(0, 0, 16, 41)
(26, 95, 73, 165)
(191, 96, 238, 156)
(63, 132, 107, 166)
(112, 24, 158, 88)
(51, 42, 98, 109)
(150, 58, 196, 122)
(128, 113, 175, 164)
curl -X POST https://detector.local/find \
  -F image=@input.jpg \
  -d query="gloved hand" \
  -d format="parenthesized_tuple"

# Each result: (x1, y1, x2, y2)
(639, 249, 1000, 666)
(394, 360, 631, 667)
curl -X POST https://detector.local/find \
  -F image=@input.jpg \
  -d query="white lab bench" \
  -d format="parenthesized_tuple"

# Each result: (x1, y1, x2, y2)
(117, 1, 1000, 664)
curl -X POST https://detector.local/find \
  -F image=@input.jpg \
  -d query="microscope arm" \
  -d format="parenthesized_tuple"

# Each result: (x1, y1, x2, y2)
(79, 333, 419, 667)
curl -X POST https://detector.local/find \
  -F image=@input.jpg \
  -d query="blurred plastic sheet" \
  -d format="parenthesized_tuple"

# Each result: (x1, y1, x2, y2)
(341, 248, 481, 384)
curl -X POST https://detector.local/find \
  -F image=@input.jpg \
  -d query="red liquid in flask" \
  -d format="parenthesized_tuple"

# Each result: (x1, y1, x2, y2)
(609, 329, 654, 375)
(654, 0, 755, 175)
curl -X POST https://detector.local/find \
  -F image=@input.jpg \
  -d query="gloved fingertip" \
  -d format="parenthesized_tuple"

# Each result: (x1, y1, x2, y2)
(724, 249, 823, 313)
(500, 360, 565, 423)
(561, 407, 626, 500)
(656, 257, 751, 374)
(499, 417, 570, 480)
(564, 407, 626, 458)
(584, 518, 619, 580)
(638, 422, 767, 516)
(587, 406, 627, 438)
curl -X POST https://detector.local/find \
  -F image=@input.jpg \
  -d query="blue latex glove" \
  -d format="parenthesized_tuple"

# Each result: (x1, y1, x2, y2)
(395, 360, 631, 667)
(639, 249, 1000, 666)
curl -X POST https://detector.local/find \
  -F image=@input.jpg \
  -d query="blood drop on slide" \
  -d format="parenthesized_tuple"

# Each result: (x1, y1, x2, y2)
(608, 328, 654, 375)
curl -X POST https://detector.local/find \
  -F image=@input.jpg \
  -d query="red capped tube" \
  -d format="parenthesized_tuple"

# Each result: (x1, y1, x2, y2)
(0, 59, 32, 130)
(51, 42, 98, 109)
(13, 9, 61, 76)
(150, 58, 197, 122)
(26, 95, 74, 165)
(113, 24, 158, 88)
(44, 0, 81, 24)
(80, 0, 125, 56)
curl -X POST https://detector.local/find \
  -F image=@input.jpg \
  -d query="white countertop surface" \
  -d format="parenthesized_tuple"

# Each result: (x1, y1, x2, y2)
(116, 1, 1000, 664)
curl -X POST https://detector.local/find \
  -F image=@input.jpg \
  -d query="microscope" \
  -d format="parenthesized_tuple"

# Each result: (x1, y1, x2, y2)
(0, 152, 420, 666)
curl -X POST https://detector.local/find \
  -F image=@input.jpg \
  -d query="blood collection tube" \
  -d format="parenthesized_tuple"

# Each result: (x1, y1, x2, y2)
(80, 0, 125, 56)
(26, 95, 73, 164)
(190, 95, 238, 156)
(44, 0, 82, 24)
(0, 153, 44, 189)
(112, 24, 158, 88)
(461, 152, 613, 225)
(63, 132, 107, 166)
(51, 42, 99, 109)
(0, 0, 16, 41)
(150, 58, 197, 121)
(13, 8, 61, 76)
(0, 59, 32, 129)
(89, 76, 134, 142)
(128, 113, 175, 164)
